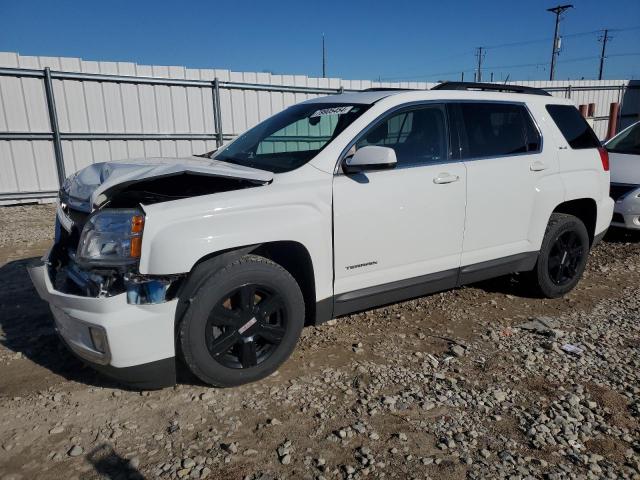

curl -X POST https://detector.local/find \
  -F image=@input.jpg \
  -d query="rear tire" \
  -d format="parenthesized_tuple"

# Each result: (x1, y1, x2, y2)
(527, 213, 590, 298)
(179, 254, 304, 387)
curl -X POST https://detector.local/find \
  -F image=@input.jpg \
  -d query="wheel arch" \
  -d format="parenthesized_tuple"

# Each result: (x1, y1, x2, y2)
(174, 241, 321, 332)
(552, 198, 598, 245)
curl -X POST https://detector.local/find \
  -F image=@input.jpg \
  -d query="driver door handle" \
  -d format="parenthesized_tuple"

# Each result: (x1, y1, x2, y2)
(433, 173, 460, 184)
(530, 161, 548, 172)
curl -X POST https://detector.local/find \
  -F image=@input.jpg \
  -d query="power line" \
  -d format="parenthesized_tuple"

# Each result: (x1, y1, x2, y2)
(483, 25, 640, 51)
(379, 55, 609, 81)
(608, 52, 640, 57)
(485, 37, 551, 50)
(378, 24, 640, 82)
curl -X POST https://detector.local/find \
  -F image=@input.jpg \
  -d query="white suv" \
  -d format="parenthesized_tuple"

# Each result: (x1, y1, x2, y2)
(29, 82, 614, 388)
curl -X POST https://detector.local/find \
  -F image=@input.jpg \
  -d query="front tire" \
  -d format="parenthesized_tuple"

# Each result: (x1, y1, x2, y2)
(179, 254, 304, 387)
(528, 213, 590, 298)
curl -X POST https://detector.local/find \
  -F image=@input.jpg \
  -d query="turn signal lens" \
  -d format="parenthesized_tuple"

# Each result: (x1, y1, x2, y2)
(130, 236, 142, 258)
(131, 215, 144, 233)
(598, 147, 609, 171)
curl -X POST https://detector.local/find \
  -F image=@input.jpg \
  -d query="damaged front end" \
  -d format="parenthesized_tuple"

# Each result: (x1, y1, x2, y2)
(29, 156, 273, 388)
(51, 156, 273, 302)
(51, 200, 185, 305)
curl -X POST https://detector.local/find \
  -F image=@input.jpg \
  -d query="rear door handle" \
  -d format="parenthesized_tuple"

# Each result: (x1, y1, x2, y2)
(530, 161, 548, 172)
(433, 173, 460, 184)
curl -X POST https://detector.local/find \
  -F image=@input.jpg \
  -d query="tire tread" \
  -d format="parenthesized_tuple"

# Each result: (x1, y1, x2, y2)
(178, 254, 304, 387)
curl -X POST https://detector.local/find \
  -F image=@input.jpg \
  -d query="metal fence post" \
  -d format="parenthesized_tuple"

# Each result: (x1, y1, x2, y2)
(212, 78, 223, 148)
(617, 84, 626, 131)
(43, 67, 66, 186)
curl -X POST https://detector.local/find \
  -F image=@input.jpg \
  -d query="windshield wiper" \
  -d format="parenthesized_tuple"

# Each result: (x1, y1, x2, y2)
(194, 149, 218, 159)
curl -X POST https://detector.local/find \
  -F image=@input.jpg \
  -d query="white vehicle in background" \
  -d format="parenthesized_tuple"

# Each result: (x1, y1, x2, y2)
(605, 120, 640, 230)
(29, 82, 613, 389)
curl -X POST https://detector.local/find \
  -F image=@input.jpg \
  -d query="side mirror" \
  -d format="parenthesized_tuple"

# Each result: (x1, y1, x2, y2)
(343, 146, 397, 174)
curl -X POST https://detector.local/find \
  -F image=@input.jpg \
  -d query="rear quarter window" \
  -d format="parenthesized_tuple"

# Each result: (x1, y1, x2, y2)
(545, 104, 600, 149)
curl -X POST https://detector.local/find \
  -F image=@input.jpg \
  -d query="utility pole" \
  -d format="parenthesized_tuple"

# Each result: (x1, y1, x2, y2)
(598, 29, 611, 80)
(547, 4, 573, 81)
(475, 47, 485, 82)
(322, 33, 326, 78)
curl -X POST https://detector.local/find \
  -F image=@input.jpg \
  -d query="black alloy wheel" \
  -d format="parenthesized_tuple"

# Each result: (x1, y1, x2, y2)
(179, 254, 305, 387)
(547, 230, 585, 286)
(205, 284, 287, 369)
(527, 213, 590, 299)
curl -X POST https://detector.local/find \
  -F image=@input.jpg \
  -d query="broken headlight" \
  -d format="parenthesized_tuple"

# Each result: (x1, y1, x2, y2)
(77, 209, 144, 266)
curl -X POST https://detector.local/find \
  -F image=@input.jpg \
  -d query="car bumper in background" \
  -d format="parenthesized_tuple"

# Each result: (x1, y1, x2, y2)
(612, 189, 640, 230)
(28, 255, 177, 389)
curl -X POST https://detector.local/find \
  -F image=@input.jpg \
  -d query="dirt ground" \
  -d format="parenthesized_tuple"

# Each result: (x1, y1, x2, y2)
(0, 204, 639, 480)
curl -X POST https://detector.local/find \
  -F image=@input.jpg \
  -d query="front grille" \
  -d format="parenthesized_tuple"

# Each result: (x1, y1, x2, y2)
(610, 183, 637, 201)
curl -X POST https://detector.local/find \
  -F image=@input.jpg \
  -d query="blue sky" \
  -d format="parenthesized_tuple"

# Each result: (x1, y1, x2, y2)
(2, 0, 639, 81)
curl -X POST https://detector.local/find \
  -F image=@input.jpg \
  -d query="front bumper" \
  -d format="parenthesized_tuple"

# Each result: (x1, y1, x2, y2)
(28, 256, 177, 389)
(612, 190, 640, 230)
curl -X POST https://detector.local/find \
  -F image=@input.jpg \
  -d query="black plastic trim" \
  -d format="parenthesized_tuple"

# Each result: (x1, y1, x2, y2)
(432, 81, 551, 97)
(458, 252, 538, 285)
(593, 229, 607, 247)
(314, 297, 335, 324)
(333, 268, 458, 316)
(330, 252, 539, 319)
(90, 357, 176, 390)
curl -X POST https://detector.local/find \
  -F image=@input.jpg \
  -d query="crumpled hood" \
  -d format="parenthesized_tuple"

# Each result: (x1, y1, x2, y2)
(61, 156, 274, 211)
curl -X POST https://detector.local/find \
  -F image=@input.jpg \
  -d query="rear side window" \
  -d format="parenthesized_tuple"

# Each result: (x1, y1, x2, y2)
(458, 103, 541, 159)
(545, 104, 601, 149)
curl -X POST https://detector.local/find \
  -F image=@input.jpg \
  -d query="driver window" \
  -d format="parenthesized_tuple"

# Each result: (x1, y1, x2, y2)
(355, 105, 448, 167)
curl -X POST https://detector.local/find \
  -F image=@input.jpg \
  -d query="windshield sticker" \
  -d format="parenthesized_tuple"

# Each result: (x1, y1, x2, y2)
(310, 106, 354, 118)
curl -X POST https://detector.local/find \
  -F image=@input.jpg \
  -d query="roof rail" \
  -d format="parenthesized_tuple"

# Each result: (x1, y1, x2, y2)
(432, 81, 551, 96)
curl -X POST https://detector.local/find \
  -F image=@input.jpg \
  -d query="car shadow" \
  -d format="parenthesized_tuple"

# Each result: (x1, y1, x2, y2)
(465, 272, 541, 298)
(469, 227, 640, 297)
(603, 226, 640, 244)
(86, 443, 144, 479)
(0, 258, 137, 390)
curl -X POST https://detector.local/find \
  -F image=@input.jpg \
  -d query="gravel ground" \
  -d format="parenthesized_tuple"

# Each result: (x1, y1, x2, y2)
(0, 204, 639, 480)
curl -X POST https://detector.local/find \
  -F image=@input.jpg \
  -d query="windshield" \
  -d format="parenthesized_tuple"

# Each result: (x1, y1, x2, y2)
(606, 122, 640, 156)
(212, 103, 370, 173)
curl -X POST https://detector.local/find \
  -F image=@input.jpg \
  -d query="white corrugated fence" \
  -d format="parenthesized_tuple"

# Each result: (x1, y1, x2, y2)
(0, 51, 638, 204)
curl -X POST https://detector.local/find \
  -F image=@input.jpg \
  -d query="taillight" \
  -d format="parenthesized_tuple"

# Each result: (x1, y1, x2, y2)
(598, 147, 609, 171)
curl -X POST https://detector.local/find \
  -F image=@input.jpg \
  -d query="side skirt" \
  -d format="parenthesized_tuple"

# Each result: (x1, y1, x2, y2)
(333, 268, 458, 317)
(457, 252, 538, 286)
(317, 251, 539, 322)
